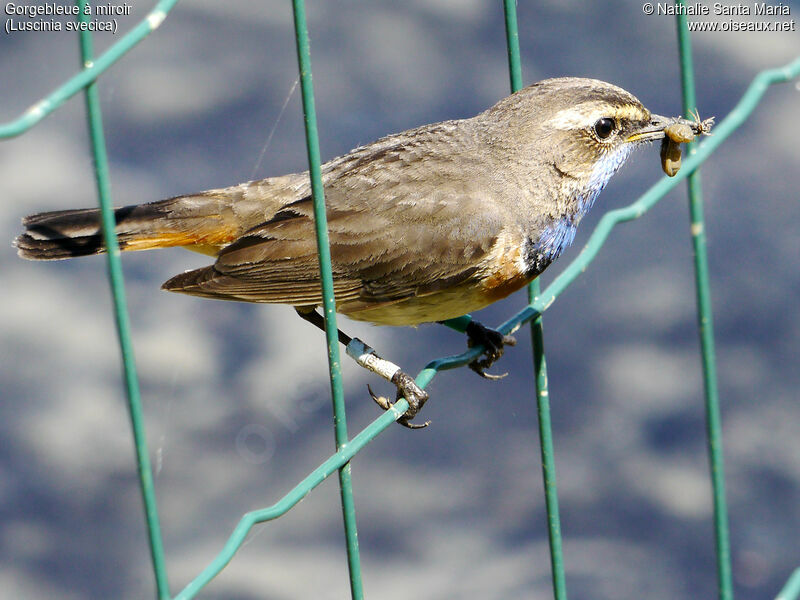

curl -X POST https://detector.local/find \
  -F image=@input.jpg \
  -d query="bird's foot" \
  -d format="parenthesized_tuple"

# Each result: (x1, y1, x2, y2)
(465, 321, 516, 379)
(368, 370, 430, 429)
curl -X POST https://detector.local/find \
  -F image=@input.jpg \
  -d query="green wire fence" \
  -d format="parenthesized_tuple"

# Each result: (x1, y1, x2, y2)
(2, 1, 799, 598)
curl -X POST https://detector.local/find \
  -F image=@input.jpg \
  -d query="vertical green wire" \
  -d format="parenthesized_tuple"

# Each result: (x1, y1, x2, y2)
(75, 1, 170, 598)
(674, 5, 734, 600)
(503, 1, 523, 93)
(291, 2, 364, 599)
(503, 2, 567, 599)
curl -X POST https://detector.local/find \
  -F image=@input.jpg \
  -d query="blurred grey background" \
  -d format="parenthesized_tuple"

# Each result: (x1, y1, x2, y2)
(1, 1, 798, 599)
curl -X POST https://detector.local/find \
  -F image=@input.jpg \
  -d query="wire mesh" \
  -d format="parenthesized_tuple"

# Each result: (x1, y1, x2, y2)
(1, 1, 798, 598)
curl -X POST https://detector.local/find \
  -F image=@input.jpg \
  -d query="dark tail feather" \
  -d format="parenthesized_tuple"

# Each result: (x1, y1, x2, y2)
(15, 207, 132, 260)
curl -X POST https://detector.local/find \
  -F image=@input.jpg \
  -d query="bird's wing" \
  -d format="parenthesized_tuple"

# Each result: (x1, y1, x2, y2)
(163, 119, 510, 307)
(163, 190, 506, 307)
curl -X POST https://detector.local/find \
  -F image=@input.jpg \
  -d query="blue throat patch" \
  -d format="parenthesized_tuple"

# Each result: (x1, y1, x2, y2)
(525, 145, 634, 276)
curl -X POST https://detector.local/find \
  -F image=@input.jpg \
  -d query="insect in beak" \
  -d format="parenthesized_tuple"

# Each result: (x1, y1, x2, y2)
(627, 111, 714, 176)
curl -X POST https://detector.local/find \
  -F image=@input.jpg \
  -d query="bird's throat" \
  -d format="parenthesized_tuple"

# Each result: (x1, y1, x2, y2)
(523, 144, 635, 278)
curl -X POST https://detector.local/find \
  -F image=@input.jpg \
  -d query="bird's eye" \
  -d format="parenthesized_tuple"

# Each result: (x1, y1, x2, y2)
(593, 117, 616, 140)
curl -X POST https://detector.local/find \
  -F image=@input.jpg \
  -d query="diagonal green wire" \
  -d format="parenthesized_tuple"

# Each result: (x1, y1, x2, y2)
(503, 1, 567, 599)
(173, 406, 396, 599)
(290, 2, 364, 599)
(0, 0, 179, 139)
(75, 1, 169, 598)
(674, 5, 733, 599)
(777, 569, 800, 600)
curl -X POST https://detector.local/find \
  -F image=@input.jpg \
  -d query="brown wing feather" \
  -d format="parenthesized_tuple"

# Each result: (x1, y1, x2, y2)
(162, 263, 363, 305)
(163, 118, 512, 312)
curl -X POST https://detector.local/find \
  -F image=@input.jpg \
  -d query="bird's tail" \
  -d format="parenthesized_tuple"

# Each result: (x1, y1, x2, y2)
(15, 193, 250, 260)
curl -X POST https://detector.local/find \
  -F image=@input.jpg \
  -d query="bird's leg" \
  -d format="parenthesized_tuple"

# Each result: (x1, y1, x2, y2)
(463, 320, 517, 380)
(295, 308, 430, 428)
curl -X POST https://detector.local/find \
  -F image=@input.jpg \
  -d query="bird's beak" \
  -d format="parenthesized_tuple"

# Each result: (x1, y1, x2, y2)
(625, 114, 703, 143)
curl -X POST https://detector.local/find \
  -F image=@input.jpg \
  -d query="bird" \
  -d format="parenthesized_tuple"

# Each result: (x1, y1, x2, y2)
(14, 77, 710, 427)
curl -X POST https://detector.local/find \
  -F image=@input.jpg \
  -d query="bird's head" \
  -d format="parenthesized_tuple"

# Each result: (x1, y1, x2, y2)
(483, 77, 711, 212)
(478, 77, 712, 271)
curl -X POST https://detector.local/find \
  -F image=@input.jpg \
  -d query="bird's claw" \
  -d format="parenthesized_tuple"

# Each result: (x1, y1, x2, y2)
(367, 370, 430, 429)
(469, 361, 508, 380)
(465, 321, 516, 379)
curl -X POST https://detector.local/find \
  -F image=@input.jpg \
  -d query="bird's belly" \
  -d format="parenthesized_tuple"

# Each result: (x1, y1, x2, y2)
(340, 227, 535, 326)
(340, 275, 531, 326)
